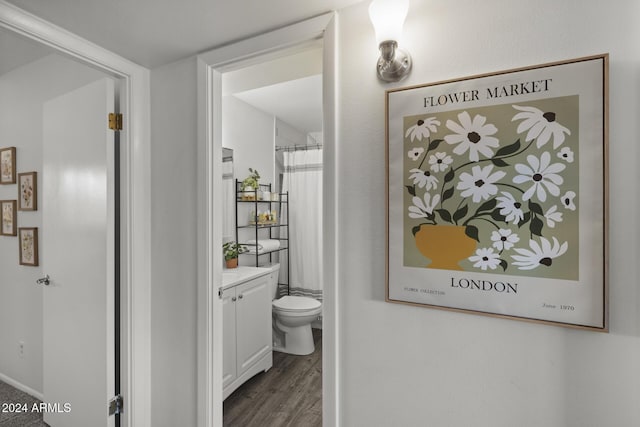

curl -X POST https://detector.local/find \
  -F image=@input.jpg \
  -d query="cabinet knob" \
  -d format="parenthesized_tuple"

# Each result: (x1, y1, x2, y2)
(238, 294, 244, 299)
(231, 297, 237, 302)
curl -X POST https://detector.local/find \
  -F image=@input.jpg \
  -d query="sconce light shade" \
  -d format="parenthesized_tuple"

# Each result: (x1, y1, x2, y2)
(369, 0, 412, 82)
(369, 0, 409, 45)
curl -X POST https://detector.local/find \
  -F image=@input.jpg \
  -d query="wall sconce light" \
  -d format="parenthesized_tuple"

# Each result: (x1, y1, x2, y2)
(369, 0, 412, 82)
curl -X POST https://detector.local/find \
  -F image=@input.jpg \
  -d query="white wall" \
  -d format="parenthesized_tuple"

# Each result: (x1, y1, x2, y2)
(146, 1, 640, 425)
(0, 54, 107, 394)
(148, 57, 305, 426)
(222, 46, 323, 96)
(150, 57, 199, 427)
(276, 118, 307, 148)
(222, 95, 275, 187)
(274, 118, 307, 192)
(336, 1, 640, 426)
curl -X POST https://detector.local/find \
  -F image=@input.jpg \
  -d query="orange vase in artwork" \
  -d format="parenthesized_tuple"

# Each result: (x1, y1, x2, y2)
(414, 224, 477, 270)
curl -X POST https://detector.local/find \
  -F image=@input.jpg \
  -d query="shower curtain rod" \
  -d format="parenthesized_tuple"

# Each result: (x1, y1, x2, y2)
(275, 143, 323, 152)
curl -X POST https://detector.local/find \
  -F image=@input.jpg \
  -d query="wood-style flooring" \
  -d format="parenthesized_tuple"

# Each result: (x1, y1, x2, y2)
(223, 328, 322, 427)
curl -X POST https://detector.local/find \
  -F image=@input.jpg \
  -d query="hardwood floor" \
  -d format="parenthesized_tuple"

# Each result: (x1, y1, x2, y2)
(223, 328, 322, 427)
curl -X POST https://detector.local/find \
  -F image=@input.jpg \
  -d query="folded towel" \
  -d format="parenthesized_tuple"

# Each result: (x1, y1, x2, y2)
(245, 239, 281, 253)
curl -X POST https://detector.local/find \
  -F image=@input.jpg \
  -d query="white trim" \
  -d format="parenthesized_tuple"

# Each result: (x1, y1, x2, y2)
(198, 14, 333, 72)
(197, 12, 339, 427)
(0, 372, 44, 401)
(0, 2, 151, 427)
(321, 15, 340, 427)
(197, 56, 222, 427)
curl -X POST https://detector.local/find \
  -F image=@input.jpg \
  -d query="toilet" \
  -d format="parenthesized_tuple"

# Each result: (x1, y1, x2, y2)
(267, 263, 322, 355)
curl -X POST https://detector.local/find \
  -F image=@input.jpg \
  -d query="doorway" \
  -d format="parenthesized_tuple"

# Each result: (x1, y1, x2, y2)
(0, 4, 152, 427)
(220, 44, 324, 426)
(197, 12, 338, 427)
(0, 28, 120, 427)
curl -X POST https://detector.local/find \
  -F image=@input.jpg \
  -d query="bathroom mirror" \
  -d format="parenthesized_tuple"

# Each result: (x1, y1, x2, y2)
(222, 147, 235, 243)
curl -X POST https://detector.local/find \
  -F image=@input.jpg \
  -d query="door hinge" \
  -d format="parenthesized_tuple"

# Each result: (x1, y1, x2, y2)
(108, 394, 123, 416)
(108, 113, 123, 131)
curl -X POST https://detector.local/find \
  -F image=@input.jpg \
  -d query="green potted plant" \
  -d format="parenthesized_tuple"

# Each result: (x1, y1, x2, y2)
(240, 168, 260, 200)
(223, 241, 246, 269)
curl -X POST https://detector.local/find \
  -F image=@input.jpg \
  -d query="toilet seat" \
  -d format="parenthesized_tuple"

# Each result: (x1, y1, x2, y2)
(273, 295, 321, 312)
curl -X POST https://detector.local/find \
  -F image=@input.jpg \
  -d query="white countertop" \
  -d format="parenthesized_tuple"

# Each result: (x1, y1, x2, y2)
(221, 266, 270, 290)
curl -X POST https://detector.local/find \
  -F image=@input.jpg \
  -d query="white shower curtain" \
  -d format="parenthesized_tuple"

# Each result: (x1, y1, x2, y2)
(282, 148, 323, 301)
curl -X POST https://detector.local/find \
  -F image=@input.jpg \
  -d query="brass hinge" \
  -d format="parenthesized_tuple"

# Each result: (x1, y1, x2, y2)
(108, 113, 123, 131)
(108, 394, 123, 416)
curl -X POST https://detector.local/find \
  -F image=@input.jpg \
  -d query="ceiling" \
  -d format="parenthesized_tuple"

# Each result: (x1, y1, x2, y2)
(5, 0, 366, 69)
(2, 0, 346, 135)
(233, 74, 323, 134)
(0, 28, 53, 76)
(224, 46, 323, 134)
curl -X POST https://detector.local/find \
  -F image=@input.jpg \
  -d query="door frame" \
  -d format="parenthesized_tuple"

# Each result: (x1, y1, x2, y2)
(196, 12, 339, 427)
(0, 3, 152, 427)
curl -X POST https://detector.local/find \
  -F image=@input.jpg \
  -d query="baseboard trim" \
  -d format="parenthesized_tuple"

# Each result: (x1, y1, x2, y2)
(0, 372, 43, 401)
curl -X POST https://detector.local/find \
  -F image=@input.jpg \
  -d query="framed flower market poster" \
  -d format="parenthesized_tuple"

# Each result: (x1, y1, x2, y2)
(385, 55, 608, 331)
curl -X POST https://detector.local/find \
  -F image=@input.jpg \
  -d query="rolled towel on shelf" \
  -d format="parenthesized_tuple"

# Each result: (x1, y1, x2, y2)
(245, 239, 281, 253)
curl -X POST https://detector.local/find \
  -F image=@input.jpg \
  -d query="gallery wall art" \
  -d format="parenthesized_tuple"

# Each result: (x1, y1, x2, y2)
(386, 55, 608, 331)
(1, 200, 17, 236)
(0, 147, 16, 184)
(19, 227, 39, 266)
(18, 171, 37, 211)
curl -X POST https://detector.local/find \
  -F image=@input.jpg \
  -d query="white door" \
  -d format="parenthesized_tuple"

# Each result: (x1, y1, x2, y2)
(42, 78, 116, 427)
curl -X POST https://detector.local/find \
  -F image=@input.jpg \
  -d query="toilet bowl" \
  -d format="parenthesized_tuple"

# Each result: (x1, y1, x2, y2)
(273, 296, 322, 355)
(266, 264, 322, 355)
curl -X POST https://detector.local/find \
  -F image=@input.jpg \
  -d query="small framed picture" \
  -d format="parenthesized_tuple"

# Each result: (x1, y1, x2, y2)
(0, 147, 16, 185)
(19, 227, 39, 266)
(1, 200, 17, 236)
(18, 172, 37, 211)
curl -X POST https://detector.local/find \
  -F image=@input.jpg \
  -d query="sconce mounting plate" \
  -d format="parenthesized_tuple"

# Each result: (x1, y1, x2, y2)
(376, 41, 412, 83)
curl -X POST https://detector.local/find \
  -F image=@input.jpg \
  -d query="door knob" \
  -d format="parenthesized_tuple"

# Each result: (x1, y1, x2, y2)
(36, 275, 50, 286)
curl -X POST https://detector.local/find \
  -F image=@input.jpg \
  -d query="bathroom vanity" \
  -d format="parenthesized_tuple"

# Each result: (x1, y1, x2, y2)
(220, 267, 273, 399)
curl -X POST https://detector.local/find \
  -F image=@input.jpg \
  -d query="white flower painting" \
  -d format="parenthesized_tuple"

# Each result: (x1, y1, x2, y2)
(405, 117, 441, 142)
(512, 105, 571, 149)
(390, 56, 607, 330)
(513, 152, 566, 202)
(511, 237, 568, 270)
(457, 165, 506, 203)
(444, 111, 500, 162)
(403, 97, 579, 279)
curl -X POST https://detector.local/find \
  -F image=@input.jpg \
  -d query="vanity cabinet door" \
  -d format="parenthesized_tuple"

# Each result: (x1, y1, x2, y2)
(236, 273, 272, 376)
(222, 287, 238, 389)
